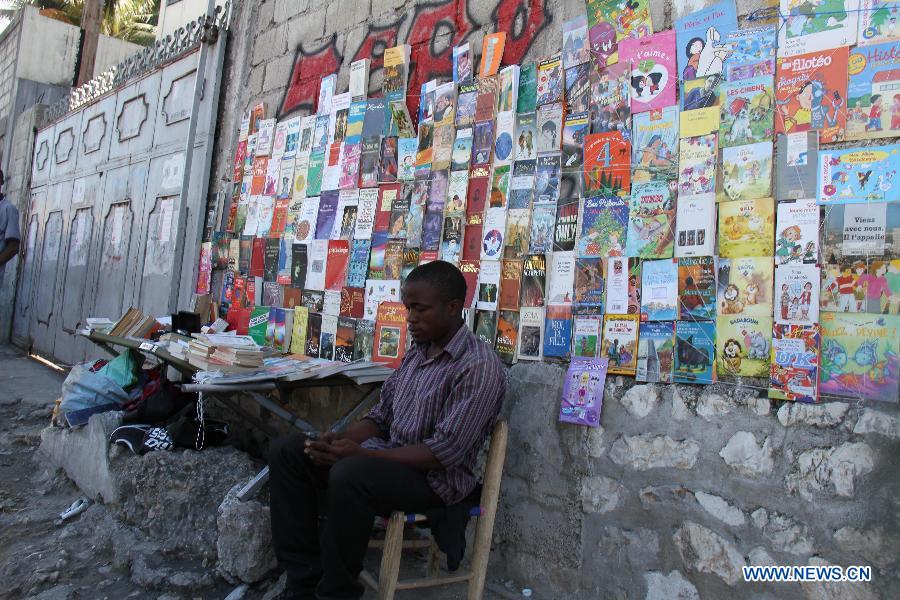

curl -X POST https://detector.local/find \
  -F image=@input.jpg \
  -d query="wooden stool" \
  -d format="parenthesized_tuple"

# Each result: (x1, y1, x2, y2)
(360, 420, 508, 600)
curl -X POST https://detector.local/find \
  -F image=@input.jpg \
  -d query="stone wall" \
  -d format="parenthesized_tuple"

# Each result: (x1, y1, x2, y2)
(206, 1, 900, 598)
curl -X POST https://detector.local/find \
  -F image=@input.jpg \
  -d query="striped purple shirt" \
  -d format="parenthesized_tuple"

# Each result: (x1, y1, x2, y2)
(362, 324, 505, 505)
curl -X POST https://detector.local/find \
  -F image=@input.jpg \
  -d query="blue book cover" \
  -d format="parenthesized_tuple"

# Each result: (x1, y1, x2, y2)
(674, 0, 738, 81)
(674, 320, 716, 384)
(315, 190, 339, 240)
(640, 258, 678, 321)
(543, 304, 573, 359)
(347, 238, 371, 288)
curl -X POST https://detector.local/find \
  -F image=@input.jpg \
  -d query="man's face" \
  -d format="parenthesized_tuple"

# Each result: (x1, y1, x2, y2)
(401, 280, 460, 344)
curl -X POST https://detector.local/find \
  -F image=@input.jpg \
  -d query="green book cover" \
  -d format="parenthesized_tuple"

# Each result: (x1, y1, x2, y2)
(306, 150, 325, 197)
(248, 306, 271, 346)
(516, 63, 537, 113)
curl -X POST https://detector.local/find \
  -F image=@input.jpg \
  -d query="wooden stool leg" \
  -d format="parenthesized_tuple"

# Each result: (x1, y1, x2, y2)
(377, 512, 404, 600)
(468, 422, 508, 600)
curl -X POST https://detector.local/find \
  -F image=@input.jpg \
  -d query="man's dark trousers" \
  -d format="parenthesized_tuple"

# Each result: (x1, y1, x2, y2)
(268, 434, 445, 600)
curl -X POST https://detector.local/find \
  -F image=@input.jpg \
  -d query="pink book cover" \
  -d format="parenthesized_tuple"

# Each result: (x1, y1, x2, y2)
(618, 29, 677, 114)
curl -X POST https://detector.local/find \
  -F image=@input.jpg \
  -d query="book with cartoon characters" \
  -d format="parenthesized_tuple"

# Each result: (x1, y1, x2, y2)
(675, 0, 738, 81)
(857, 0, 900, 46)
(723, 23, 777, 80)
(820, 312, 900, 402)
(718, 76, 775, 148)
(820, 258, 900, 315)
(601, 314, 639, 375)
(637, 321, 675, 383)
(585, 0, 653, 67)
(678, 135, 717, 197)
(631, 106, 679, 182)
(778, 0, 859, 56)
(717, 197, 775, 258)
(679, 256, 716, 321)
(716, 314, 773, 378)
(578, 195, 629, 258)
(719, 141, 773, 203)
(573, 316, 603, 359)
(717, 257, 774, 318)
(775, 198, 819, 265)
(589, 61, 632, 139)
(559, 357, 608, 427)
(625, 181, 676, 258)
(775, 47, 849, 143)
(816, 143, 900, 204)
(674, 320, 716, 384)
(640, 258, 678, 321)
(846, 42, 900, 141)
(618, 29, 677, 113)
(536, 54, 563, 106)
(775, 264, 821, 326)
(583, 132, 631, 196)
(769, 324, 820, 403)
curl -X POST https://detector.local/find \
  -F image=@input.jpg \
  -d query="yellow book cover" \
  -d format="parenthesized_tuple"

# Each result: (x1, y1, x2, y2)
(383, 45, 407, 68)
(716, 314, 773, 378)
(600, 314, 639, 376)
(680, 106, 720, 138)
(718, 197, 775, 258)
(289, 306, 309, 354)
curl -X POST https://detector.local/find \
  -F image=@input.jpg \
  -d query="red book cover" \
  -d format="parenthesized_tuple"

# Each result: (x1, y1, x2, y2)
(226, 306, 251, 335)
(499, 259, 523, 311)
(375, 184, 400, 233)
(583, 132, 631, 196)
(419, 250, 439, 263)
(466, 169, 490, 223)
(775, 48, 849, 144)
(233, 139, 246, 182)
(459, 259, 480, 308)
(250, 237, 267, 278)
(270, 198, 289, 237)
(283, 287, 303, 309)
(373, 301, 409, 369)
(232, 276, 247, 308)
(340, 286, 366, 318)
(246, 278, 258, 307)
(325, 240, 351, 291)
(462, 222, 483, 261)
(251, 156, 268, 195)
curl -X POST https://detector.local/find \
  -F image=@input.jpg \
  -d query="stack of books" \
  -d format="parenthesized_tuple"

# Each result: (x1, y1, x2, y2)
(186, 333, 265, 372)
(108, 308, 164, 339)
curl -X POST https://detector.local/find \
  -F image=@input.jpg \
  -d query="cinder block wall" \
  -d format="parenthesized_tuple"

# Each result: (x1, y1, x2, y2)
(209, 1, 900, 598)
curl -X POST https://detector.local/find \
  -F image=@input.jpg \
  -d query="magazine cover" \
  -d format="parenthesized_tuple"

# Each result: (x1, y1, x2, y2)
(562, 112, 589, 169)
(678, 135, 717, 196)
(585, 0, 653, 66)
(674, 0, 738, 81)
(601, 314, 639, 375)
(637, 321, 675, 383)
(625, 181, 676, 258)
(474, 310, 498, 347)
(640, 258, 678, 321)
(778, 0, 859, 56)
(775, 198, 819, 265)
(547, 251, 576, 305)
(820, 312, 899, 402)
(718, 76, 775, 148)
(578, 196, 629, 258)
(536, 54, 563, 106)
(476, 259, 502, 311)
(858, 0, 900, 45)
(679, 256, 716, 320)
(775, 47, 849, 143)
(775, 131, 819, 200)
(518, 306, 545, 360)
(495, 310, 519, 364)
(674, 320, 716, 384)
(590, 61, 632, 139)
(562, 14, 591, 68)
(719, 141, 773, 203)
(723, 24, 778, 80)
(575, 257, 604, 309)
(631, 106, 679, 182)
(554, 197, 578, 251)
(775, 264, 821, 326)
(573, 316, 603, 359)
(618, 30, 678, 113)
(517, 62, 537, 113)
(520, 253, 547, 308)
(499, 259, 523, 311)
(535, 153, 562, 203)
(716, 314, 773, 378)
(504, 208, 531, 258)
(559, 358, 608, 428)
(816, 143, 900, 204)
(718, 197, 775, 258)
(770, 324, 820, 403)
(544, 303, 573, 359)
(674, 193, 716, 258)
(565, 63, 592, 113)
(846, 41, 900, 141)
(373, 302, 408, 369)
(583, 132, 631, 196)
(717, 256, 774, 318)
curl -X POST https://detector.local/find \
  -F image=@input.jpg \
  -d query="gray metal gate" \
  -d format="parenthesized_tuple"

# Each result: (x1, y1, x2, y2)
(12, 6, 230, 365)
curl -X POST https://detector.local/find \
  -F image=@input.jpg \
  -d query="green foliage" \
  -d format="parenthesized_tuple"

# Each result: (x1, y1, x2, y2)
(8, 0, 160, 46)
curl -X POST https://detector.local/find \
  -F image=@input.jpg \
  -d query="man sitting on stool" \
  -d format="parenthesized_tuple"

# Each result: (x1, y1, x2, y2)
(269, 260, 506, 600)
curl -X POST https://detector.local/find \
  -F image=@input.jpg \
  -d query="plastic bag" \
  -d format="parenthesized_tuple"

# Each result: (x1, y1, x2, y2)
(60, 362, 130, 413)
(95, 351, 139, 389)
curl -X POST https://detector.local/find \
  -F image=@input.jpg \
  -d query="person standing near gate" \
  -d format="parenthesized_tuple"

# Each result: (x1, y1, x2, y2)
(0, 169, 21, 286)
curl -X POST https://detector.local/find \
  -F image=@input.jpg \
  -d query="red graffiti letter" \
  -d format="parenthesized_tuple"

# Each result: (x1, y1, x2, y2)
(492, 0, 551, 66)
(280, 36, 343, 116)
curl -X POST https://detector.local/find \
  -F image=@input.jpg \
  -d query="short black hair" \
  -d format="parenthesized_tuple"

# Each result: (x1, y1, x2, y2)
(404, 260, 467, 303)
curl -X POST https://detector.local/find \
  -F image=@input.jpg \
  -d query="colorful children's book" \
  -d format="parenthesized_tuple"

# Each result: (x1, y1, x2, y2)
(820, 312, 899, 402)
(719, 141, 773, 203)
(583, 132, 631, 196)
(821, 202, 899, 263)
(775, 47, 849, 143)
(718, 75, 775, 148)
(495, 310, 520, 364)
(618, 30, 678, 113)
(778, 0, 859, 56)
(716, 312, 772, 378)
(717, 256, 774, 318)
(518, 306, 545, 361)
(364, 279, 401, 321)
(674, 193, 716, 257)
(578, 196, 629, 258)
(723, 24, 777, 80)
(775, 131, 819, 200)
(640, 259, 678, 321)
(674, 320, 716, 384)
(573, 316, 603, 359)
(769, 324, 820, 403)
(601, 314, 639, 375)
(637, 321, 675, 383)
(536, 54, 563, 106)
(679, 134, 718, 196)
(775, 264, 821, 326)
(717, 197, 775, 258)
(585, 0, 653, 66)
(544, 303, 573, 359)
(373, 302, 408, 369)
(858, 0, 900, 46)
(590, 62, 632, 138)
(681, 76, 722, 114)
(625, 181, 676, 258)
(674, 0, 738, 81)
(816, 143, 900, 204)
(559, 357, 608, 427)
(775, 198, 819, 265)
(631, 107, 679, 182)
(678, 256, 716, 321)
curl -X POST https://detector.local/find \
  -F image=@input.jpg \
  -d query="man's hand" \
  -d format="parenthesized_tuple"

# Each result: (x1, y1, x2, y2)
(304, 438, 368, 465)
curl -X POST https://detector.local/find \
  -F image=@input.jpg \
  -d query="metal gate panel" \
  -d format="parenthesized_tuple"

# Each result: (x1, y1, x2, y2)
(52, 173, 101, 364)
(31, 128, 52, 187)
(153, 53, 200, 151)
(47, 112, 82, 181)
(87, 161, 148, 325)
(75, 94, 116, 175)
(30, 180, 71, 356)
(11, 189, 43, 345)
(107, 71, 161, 162)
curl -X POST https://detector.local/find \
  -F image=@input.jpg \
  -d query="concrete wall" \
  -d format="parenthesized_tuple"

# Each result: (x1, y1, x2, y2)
(94, 35, 144, 78)
(16, 5, 79, 86)
(157, 0, 228, 41)
(206, 1, 900, 598)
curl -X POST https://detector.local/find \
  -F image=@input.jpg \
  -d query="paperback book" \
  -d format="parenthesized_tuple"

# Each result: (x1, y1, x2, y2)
(717, 314, 773, 378)
(601, 314, 639, 376)
(518, 306, 545, 361)
(717, 256, 775, 318)
(637, 321, 675, 383)
(559, 358, 608, 428)
(769, 324, 820, 403)
(678, 256, 716, 321)
(674, 320, 716, 384)
(640, 259, 678, 321)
